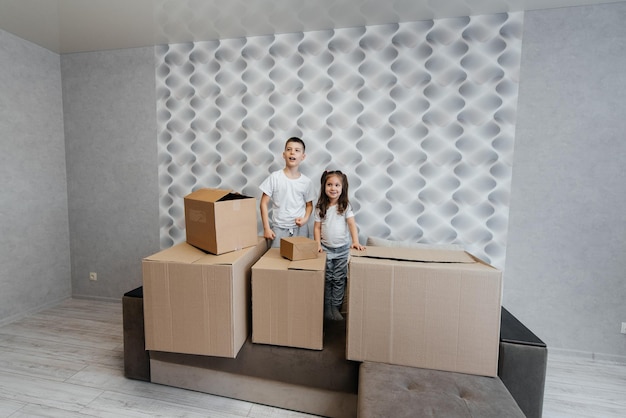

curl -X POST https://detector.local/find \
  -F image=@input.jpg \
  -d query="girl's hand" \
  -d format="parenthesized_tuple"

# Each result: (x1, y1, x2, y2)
(351, 243, 366, 251)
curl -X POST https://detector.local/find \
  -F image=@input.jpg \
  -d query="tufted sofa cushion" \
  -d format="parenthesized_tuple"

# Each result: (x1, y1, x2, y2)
(358, 361, 525, 418)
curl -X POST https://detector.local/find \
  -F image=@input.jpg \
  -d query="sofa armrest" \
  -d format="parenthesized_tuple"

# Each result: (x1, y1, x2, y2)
(123, 287, 150, 381)
(498, 307, 547, 418)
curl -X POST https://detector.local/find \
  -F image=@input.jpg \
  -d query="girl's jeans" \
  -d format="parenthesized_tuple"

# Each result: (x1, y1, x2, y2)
(323, 243, 350, 308)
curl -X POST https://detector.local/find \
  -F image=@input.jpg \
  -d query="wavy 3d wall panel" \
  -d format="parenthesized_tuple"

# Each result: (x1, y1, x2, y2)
(156, 12, 523, 269)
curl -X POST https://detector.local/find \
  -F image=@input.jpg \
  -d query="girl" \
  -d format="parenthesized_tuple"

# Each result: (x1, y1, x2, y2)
(314, 170, 365, 321)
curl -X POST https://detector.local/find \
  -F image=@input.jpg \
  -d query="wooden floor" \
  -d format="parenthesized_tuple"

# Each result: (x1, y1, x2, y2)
(0, 299, 624, 417)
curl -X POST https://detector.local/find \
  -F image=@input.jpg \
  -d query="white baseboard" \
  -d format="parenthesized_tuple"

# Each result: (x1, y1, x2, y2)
(547, 347, 626, 364)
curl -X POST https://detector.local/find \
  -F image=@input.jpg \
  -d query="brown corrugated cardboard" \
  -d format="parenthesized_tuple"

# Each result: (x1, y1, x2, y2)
(142, 237, 268, 357)
(251, 248, 326, 350)
(184, 188, 258, 255)
(280, 236, 319, 261)
(346, 247, 502, 377)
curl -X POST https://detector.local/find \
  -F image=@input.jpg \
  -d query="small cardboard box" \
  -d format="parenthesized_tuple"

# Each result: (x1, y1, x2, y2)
(280, 236, 319, 261)
(251, 248, 326, 350)
(346, 246, 502, 377)
(142, 237, 268, 357)
(184, 188, 258, 255)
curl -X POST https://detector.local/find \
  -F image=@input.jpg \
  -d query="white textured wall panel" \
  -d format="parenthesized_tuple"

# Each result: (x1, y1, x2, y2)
(156, 12, 523, 269)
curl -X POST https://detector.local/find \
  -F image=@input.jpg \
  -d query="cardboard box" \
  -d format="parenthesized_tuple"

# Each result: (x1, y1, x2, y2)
(142, 237, 268, 357)
(280, 236, 319, 261)
(184, 188, 258, 255)
(346, 246, 502, 377)
(251, 248, 326, 350)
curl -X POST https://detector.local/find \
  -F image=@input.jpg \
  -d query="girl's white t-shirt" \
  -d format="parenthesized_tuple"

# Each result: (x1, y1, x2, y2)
(260, 169, 315, 229)
(314, 204, 355, 248)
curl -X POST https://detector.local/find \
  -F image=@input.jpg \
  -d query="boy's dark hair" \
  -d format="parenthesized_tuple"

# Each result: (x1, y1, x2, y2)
(316, 170, 350, 219)
(285, 136, 305, 152)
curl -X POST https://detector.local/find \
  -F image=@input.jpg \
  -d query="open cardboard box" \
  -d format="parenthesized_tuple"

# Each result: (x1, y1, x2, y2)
(346, 246, 502, 377)
(184, 188, 258, 255)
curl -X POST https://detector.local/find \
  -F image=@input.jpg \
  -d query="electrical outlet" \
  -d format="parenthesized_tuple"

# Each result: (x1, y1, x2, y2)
(89, 272, 97, 281)
(621, 322, 626, 334)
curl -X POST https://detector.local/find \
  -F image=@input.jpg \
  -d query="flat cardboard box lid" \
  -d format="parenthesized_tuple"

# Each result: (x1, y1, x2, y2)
(289, 254, 325, 271)
(144, 239, 264, 266)
(350, 246, 475, 264)
(254, 248, 325, 271)
(143, 242, 206, 263)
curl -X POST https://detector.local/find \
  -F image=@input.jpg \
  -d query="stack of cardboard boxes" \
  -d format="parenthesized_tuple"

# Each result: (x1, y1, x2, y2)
(142, 189, 265, 357)
(252, 241, 326, 350)
(142, 188, 326, 358)
(141, 187, 503, 378)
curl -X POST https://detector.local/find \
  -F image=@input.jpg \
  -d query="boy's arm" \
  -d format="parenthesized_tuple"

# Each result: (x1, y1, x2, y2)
(347, 217, 365, 251)
(260, 193, 275, 240)
(313, 221, 323, 252)
(295, 201, 313, 227)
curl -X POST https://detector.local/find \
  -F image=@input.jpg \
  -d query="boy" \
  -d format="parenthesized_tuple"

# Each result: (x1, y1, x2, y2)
(260, 137, 315, 247)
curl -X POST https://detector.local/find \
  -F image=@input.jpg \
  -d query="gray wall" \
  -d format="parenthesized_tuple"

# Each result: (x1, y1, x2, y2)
(61, 47, 160, 300)
(505, 3, 626, 360)
(0, 30, 70, 323)
(0, 2, 625, 359)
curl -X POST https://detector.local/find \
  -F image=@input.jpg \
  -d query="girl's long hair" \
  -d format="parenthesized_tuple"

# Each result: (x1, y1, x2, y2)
(316, 170, 350, 219)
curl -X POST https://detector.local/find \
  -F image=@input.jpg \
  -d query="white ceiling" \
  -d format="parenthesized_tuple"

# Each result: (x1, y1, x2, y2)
(0, 0, 622, 54)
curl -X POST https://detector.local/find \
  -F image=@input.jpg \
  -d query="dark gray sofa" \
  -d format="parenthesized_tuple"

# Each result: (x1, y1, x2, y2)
(123, 287, 546, 417)
(499, 306, 548, 418)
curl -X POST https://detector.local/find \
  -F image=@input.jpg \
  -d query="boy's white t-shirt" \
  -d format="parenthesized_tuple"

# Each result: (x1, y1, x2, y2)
(260, 169, 315, 229)
(314, 204, 355, 248)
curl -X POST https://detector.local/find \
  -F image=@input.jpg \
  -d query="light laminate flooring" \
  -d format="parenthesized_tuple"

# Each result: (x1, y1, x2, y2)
(0, 298, 624, 417)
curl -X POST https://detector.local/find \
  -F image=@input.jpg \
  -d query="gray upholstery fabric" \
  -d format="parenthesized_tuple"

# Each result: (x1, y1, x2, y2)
(358, 362, 525, 418)
(499, 342, 547, 418)
(123, 287, 150, 381)
(499, 307, 547, 418)
(150, 317, 359, 394)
